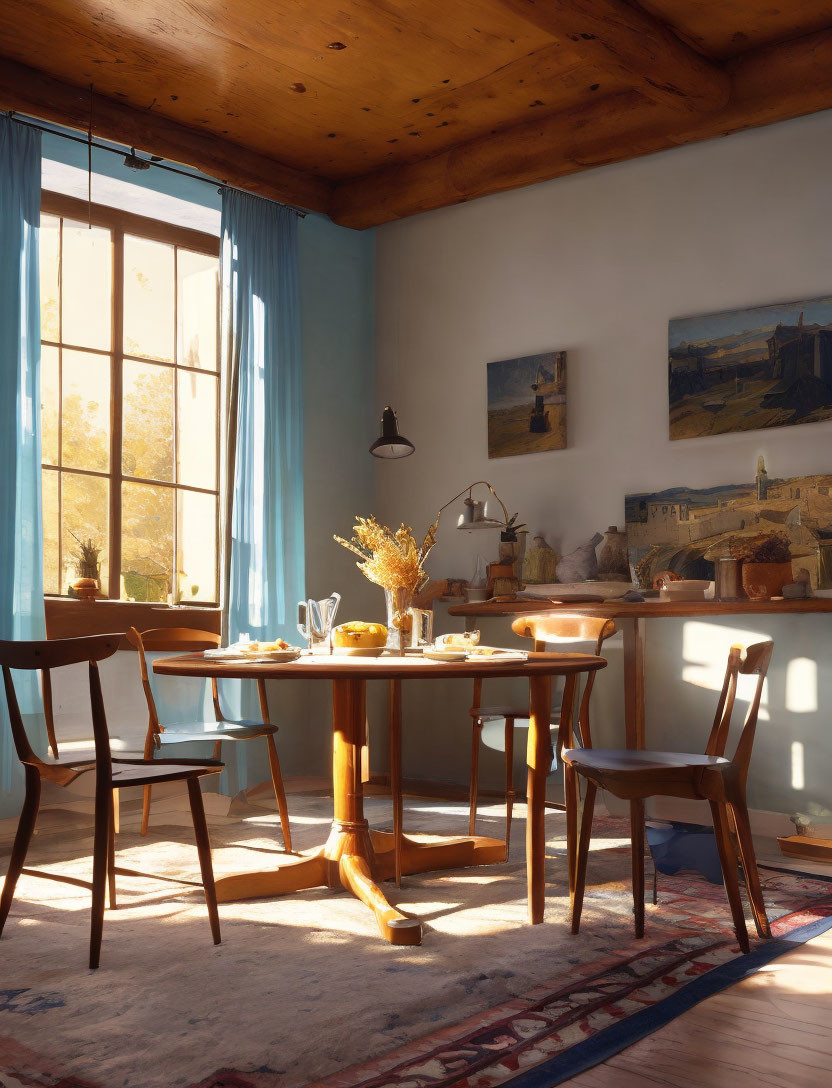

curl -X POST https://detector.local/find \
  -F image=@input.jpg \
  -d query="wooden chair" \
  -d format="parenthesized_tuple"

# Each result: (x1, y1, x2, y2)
(564, 640, 773, 954)
(466, 613, 617, 848)
(40, 667, 129, 836)
(127, 627, 292, 850)
(387, 614, 615, 887)
(0, 634, 223, 969)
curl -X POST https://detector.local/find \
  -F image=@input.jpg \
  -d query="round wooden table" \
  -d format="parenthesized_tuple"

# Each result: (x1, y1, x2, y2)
(153, 651, 606, 945)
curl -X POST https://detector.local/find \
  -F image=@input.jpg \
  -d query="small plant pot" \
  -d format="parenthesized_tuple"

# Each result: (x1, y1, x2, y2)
(741, 561, 793, 601)
(78, 561, 101, 589)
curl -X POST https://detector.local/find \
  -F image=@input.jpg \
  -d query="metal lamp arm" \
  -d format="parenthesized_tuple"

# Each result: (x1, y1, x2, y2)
(434, 480, 510, 526)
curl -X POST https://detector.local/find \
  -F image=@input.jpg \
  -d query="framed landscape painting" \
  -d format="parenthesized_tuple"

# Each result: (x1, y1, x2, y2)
(625, 465, 832, 589)
(487, 350, 566, 459)
(668, 295, 832, 440)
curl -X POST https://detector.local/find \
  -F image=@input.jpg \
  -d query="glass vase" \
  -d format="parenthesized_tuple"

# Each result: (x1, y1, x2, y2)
(384, 586, 414, 653)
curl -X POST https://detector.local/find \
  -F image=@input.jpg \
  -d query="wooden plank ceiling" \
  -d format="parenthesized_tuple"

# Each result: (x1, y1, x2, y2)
(1, 1, 832, 228)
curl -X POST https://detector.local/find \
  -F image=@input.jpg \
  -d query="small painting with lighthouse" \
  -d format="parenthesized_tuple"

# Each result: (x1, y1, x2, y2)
(487, 350, 566, 459)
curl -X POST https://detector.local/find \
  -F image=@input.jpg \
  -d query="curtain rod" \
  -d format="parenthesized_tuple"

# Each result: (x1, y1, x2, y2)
(4, 111, 307, 218)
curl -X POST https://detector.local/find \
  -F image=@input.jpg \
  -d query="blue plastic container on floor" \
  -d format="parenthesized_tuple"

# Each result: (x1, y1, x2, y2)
(646, 819, 724, 885)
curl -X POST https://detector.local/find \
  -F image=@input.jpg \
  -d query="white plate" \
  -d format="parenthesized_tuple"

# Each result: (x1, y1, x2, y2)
(424, 649, 468, 661)
(258, 648, 303, 662)
(467, 650, 528, 662)
(204, 647, 301, 663)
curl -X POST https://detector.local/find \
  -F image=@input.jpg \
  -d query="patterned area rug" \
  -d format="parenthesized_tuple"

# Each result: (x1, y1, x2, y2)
(0, 794, 830, 1088)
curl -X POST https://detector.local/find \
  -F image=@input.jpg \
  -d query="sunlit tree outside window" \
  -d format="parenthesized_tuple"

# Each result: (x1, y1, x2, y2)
(39, 196, 220, 603)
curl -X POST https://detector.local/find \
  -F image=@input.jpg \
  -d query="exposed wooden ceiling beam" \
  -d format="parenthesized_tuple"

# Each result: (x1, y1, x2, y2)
(497, 0, 731, 114)
(329, 26, 832, 230)
(0, 57, 332, 214)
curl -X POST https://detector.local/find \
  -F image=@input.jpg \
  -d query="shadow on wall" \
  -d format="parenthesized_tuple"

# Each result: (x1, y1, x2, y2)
(396, 611, 829, 819)
(646, 615, 830, 816)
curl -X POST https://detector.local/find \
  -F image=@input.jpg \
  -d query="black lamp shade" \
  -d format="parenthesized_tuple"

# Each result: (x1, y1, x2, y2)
(370, 406, 415, 458)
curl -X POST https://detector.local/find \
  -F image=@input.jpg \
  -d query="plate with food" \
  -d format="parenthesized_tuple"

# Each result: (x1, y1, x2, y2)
(423, 648, 468, 662)
(466, 646, 528, 662)
(332, 621, 388, 656)
(204, 638, 301, 663)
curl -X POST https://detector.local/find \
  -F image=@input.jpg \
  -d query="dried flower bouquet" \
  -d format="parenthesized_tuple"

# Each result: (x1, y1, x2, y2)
(334, 515, 435, 595)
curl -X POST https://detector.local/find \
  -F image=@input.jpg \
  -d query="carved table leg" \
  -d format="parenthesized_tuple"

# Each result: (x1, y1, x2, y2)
(214, 673, 509, 943)
(213, 852, 329, 903)
(327, 677, 420, 943)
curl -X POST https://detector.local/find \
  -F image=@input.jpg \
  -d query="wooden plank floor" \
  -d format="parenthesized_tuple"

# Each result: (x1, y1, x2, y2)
(566, 928, 832, 1088)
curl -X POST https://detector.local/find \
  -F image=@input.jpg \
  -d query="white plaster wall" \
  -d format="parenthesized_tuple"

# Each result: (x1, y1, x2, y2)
(374, 110, 832, 816)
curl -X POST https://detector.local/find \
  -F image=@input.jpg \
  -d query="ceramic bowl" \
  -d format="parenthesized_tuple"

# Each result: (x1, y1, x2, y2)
(659, 579, 712, 602)
(524, 581, 632, 601)
(465, 587, 489, 602)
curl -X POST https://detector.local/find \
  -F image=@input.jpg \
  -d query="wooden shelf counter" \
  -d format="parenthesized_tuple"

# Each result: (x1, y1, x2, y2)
(448, 596, 832, 749)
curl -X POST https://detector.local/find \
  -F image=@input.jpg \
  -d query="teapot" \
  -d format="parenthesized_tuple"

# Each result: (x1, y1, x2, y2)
(297, 592, 341, 652)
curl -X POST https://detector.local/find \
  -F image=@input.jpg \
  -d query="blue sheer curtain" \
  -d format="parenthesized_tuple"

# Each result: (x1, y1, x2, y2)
(218, 190, 305, 791)
(0, 118, 46, 812)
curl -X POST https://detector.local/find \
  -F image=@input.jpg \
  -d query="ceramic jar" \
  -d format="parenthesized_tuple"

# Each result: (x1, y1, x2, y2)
(741, 561, 794, 600)
(555, 532, 603, 583)
(597, 525, 630, 581)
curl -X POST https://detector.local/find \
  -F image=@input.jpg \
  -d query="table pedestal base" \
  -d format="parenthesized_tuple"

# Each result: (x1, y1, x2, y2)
(213, 824, 506, 945)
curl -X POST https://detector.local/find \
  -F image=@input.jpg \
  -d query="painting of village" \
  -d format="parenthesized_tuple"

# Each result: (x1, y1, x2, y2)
(626, 462, 832, 588)
(669, 295, 832, 440)
(487, 350, 566, 458)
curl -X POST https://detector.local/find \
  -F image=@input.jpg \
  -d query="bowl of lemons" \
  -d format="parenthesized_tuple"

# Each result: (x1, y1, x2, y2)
(332, 621, 389, 656)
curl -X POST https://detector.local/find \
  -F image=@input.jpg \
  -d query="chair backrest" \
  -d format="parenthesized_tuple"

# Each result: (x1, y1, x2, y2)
(0, 635, 119, 769)
(511, 612, 617, 748)
(126, 627, 222, 737)
(705, 640, 773, 783)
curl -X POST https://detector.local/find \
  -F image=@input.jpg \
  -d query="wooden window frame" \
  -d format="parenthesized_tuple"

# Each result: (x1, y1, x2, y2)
(40, 191, 222, 629)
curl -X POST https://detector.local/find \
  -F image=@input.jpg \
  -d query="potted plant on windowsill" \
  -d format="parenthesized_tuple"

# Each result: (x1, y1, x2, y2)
(729, 532, 793, 600)
(68, 532, 105, 600)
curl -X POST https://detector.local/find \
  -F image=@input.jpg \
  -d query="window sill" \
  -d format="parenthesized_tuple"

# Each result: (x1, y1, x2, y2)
(44, 597, 222, 647)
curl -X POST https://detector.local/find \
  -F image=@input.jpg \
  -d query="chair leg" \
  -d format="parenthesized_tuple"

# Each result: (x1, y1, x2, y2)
(564, 761, 580, 901)
(504, 718, 515, 854)
(89, 783, 111, 969)
(729, 795, 771, 939)
(0, 766, 41, 938)
(468, 719, 483, 837)
(187, 778, 221, 946)
(709, 800, 750, 954)
(141, 786, 152, 837)
(390, 680, 403, 887)
(571, 779, 596, 934)
(265, 734, 292, 853)
(112, 788, 120, 835)
(107, 792, 117, 911)
(630, 799, 645, 939)
(140, 737, 156, 837)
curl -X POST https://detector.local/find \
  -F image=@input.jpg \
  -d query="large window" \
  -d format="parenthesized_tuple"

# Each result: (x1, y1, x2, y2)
(39, 193, 221, 604)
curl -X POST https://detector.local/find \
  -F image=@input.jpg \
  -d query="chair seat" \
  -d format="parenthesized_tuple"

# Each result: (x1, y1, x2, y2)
(563, 748, 732, 772)
(54, 757, 224, 788)
(470, 705, 561, 722)
(563, 747, 734, 803)
(110, 759, 224, 788)
(158, 719, 277, 744)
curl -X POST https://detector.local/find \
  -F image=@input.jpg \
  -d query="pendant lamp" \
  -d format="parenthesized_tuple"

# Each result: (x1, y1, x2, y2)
(370, 406, 415, 458)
